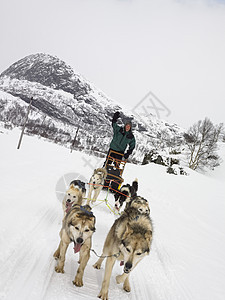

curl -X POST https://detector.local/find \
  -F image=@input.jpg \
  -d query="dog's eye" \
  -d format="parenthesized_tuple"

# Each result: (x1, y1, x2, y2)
(136, 252, 142, 256)
(68, 193, 70, 196)
(73, 196, 76, 198)
(75, 226, 79, 230)
(126, 248, 130, 253)
(84, 229, 90, 232)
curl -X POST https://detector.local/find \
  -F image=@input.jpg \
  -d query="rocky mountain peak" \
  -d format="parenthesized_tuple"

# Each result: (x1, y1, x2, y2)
(1, 53, 89, 96)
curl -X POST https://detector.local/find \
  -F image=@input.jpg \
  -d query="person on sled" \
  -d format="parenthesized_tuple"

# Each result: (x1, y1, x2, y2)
(104, 111, 136, 167)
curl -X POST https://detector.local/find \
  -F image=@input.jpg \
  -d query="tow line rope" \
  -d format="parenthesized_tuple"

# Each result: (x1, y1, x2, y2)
(79, 240, 121, 259)
(90, 248, 121, 259)
(84, 183, 121, 216)
(69, 180, 129, 216)
(87, 181, 130, 198)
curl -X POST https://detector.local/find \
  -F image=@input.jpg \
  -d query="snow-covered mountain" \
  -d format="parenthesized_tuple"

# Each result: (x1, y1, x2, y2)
(0, 53, 184, 162)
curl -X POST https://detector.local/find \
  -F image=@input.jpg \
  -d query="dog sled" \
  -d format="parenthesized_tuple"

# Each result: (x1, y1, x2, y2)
(104, 149, 127, 192)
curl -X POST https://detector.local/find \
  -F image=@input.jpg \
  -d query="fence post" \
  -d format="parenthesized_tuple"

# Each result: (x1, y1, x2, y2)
(70, 126, 80, 153)
(17, 97, 34, 150)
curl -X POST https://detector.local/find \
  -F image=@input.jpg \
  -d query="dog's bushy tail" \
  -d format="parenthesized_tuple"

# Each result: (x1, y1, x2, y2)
(132, 178, 138, 193)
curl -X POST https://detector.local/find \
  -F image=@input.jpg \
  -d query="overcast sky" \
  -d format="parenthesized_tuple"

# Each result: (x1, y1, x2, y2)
(0, 0, 225, 129)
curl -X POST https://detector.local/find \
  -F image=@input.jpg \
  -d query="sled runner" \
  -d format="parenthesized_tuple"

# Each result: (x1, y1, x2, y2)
(104, 150, 127, 192)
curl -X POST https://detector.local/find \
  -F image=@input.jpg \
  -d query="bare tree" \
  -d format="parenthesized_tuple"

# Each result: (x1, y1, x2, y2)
(214, 123, 224, 142)
(184, 118, 223, 170)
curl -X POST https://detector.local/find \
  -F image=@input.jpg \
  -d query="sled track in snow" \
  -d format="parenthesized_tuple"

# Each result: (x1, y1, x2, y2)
(0, 197, 192, 300)
(0, 207, 59, 300)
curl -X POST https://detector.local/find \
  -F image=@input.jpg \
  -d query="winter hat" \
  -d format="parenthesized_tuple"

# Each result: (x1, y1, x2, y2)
(124, 120, 132, 130)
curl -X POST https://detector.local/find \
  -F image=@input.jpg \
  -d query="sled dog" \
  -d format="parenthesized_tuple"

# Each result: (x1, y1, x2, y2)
(124, 195, 150, 215)
(53, 204, 96, 287)
(87, 168, 107, 205)
(62, 180, 86, 216)
(114, 178, 138, 210)
(93, 206, 153, 299)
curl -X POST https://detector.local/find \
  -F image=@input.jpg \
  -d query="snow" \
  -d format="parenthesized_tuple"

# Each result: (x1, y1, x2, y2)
(0, 128, 225, 300)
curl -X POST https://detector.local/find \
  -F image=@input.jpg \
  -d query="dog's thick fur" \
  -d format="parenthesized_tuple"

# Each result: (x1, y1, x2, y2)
(87, 168, 107, 205)
(53, 205, 96, 287)
(93, 206, 152, 300)
(62, 180, 86, 217)
(114, 178, 138, 210)
(124, 195, 150, 215)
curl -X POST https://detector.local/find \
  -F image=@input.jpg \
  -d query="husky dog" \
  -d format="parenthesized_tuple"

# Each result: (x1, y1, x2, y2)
(62, 180, 86, 216)
(53, 204, 96, 287)
(124, 195, 150, 215)
(70, 180, 86, 196)
(87, 168, 107, 205)
(93, 207, 153, 299)
(114, 179, 138, 210)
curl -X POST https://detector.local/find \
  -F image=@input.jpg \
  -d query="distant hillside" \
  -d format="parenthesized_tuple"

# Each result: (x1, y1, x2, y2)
(0, 53, 184, 163)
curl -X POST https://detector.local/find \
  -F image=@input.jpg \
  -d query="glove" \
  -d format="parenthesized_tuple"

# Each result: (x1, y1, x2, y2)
(124, 153, 129, 160)
(113, 111, 120, 120)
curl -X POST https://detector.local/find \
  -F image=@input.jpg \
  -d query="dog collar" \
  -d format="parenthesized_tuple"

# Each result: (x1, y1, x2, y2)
(80, 206, 94, 216)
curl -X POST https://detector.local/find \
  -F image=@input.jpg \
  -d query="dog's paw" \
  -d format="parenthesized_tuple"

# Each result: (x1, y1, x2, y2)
(53, 250, 60, 259)
(93, 262, 101, 269)
(98, 290, 108, 300)
(55, 266, 64, 273)
(116, 274, 124, 284)
(123, 282, 131, 292)
(73, 276, 83, 287)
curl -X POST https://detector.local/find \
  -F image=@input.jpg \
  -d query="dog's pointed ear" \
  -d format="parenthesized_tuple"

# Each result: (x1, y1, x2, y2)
(116, 223, 132, 240)
(123, 224, 133, 239)
(144, 230, 152, 243)
(91, 215, 96, 226)
(77, 194, 83, 204)
(103, 168, 107, 178)
(68, 212, 79, 224)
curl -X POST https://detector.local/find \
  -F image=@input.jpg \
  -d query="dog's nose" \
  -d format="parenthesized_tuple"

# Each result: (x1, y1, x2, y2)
(67, 199, 71, 203)
(125, 262, 132, 270)
(93, 181, 96, 185)
(76, 237, 83, 244)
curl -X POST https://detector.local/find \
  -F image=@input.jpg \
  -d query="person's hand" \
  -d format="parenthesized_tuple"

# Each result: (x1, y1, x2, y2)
(113, 111, 120, 119)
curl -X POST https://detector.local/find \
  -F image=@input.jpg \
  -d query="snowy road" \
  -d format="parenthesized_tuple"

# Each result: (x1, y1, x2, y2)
(0, 129, 225, 300)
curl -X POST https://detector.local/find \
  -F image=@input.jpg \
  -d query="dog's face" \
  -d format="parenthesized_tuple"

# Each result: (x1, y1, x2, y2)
(65, 186, 82, 211)
(129, 196, 150, 215)
(119, 229, 151, 274)
(70, 180, 86, 196)
(91, 171, 104, 186)
(68, 212, 96, 253)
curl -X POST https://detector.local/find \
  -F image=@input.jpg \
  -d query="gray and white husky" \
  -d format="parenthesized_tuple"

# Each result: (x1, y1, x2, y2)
(62, 180, 86, 216)
(93, 203, 153, 300)
(86, 168, 107, 205)
(54, 204, 96, 287)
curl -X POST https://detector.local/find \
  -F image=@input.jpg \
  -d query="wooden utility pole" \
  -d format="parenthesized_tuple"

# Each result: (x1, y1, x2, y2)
(17, 97, 34, 150)
(70, 126, 80, 153)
